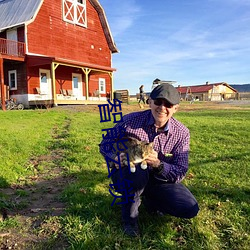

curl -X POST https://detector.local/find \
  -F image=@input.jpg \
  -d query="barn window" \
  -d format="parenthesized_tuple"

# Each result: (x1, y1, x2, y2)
(8, 70, 17, 90)
(40, 73, 47, 83)
(63, 0, 87, 27)
(99, 78, 106, 94)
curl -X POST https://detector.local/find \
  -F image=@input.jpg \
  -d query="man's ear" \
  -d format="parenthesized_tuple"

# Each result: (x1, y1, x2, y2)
(173, 104, 179, 113)
(148, 98, 152, 108)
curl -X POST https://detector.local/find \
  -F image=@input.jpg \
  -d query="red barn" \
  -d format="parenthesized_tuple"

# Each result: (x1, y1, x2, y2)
(0, 0, 118, 109)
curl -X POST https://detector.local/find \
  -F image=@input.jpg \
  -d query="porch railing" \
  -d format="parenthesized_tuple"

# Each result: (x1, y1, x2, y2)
(0, 38, 25, 57)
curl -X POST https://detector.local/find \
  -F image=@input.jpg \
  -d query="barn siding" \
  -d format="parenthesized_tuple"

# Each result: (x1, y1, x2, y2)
(89, 74, 110, 97)
(27, 65, 47, 94)
(4, 62, 27, 95)
(55, 66, 87, 96)
(0, 31, 6, 39)
(26, 0, 111, 67)
(17, 26, 25, 43)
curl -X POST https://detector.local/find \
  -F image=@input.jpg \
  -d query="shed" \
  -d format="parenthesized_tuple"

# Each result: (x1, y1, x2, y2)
(114, 89, 129, 104)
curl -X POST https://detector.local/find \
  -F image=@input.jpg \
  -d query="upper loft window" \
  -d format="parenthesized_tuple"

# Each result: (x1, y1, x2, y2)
(63, 0, 87, 27)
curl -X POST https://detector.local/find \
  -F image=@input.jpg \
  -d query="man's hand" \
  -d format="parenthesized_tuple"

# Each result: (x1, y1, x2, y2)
(146, 150, 160, 168)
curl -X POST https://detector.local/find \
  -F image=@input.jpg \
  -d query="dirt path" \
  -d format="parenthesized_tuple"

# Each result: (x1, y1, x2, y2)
(0, 118, 74, 249)
(53, 100, 250, 114)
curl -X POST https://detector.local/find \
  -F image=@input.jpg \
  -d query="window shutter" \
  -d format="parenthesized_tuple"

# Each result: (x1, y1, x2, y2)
(76, 1, 86, 27)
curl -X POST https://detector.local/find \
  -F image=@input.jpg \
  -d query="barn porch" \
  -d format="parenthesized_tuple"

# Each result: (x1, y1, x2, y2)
(28, 98, 108, 108)
(26, 55, 115, 108)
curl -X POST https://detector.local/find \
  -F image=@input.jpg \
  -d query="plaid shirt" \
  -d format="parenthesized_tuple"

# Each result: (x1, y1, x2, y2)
(100, 109, 190, 183)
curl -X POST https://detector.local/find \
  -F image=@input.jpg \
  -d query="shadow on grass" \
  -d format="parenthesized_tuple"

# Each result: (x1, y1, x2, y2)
(0, 177, 9, 189)
(188, 180, 250, 209)
(189, 151, 249, 167)
(180, 109, 250, 118)
(186, 181, 250, 250)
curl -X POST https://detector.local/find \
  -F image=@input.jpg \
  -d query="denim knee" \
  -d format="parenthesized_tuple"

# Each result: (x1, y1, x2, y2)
(180, 203, 199, 219)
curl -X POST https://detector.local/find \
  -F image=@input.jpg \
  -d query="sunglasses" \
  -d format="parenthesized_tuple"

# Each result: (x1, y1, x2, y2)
(153, 99, 173, 108)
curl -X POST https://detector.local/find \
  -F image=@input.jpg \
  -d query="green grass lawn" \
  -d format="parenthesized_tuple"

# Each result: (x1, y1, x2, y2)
(0, 105, 249, 249)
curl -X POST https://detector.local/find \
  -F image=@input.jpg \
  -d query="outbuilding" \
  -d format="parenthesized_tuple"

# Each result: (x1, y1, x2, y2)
(177, 82, 238, 101)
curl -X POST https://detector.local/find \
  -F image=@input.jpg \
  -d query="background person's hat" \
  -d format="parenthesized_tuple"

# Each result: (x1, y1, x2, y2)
(153, 78, 161, 84)
(150, 83, 180, 105)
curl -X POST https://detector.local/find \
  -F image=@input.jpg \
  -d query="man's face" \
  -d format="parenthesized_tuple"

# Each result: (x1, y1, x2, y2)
(149, 98, 179, 126)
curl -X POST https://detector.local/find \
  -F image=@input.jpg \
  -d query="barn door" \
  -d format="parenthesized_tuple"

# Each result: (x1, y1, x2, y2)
(6, 29, 18, 55)
(39, 69, 52, 99)
(72, 73, 82, 98)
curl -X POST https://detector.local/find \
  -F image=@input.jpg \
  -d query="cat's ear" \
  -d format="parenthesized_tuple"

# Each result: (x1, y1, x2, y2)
(146, 142, 154, 147)
(127, 137, 138, 142)
(116, 136, 132, 142)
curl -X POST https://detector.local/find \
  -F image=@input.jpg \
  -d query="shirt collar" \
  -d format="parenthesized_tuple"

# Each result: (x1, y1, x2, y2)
(164, 122, 169, 132)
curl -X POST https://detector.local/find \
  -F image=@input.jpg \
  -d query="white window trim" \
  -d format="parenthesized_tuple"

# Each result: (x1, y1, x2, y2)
(99, 78, 106, 94)
(62, 0, 87, 27)
(8, 70, 17, 90)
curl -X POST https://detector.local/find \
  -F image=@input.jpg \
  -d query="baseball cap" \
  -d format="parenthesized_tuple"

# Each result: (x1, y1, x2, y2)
(150, 83, 180, 105)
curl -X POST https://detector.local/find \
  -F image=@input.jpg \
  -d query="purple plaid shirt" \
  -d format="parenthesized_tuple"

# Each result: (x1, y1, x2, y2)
(100, 109, 190, 183)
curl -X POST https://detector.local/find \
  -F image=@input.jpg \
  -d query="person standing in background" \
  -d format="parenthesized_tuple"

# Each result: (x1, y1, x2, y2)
(138, 85, 145, 106)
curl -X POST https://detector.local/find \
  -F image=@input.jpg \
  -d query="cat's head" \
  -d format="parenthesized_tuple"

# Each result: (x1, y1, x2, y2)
(125, 137, 154, 157)
(140, 141, 154, 158)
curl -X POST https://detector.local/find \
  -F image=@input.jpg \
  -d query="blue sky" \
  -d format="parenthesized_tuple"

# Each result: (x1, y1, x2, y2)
(99, 0, 250, 94)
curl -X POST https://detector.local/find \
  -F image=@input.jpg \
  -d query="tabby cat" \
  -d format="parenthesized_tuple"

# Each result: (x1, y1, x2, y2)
(117, 137, 154, 173)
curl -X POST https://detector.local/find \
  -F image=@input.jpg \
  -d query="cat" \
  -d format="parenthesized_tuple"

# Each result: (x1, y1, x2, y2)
(116, 137, 154, 173)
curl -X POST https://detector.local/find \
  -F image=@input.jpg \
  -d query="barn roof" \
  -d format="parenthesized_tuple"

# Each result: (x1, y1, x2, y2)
(0, 0, 42, 31)
(177, 82, 237, 94)
(89, 0, 118, 53)
(0, 0, 118, 53)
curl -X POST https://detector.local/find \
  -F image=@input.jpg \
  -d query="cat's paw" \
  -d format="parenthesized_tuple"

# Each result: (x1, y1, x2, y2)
(141, 163, 147, 170)
(123, 160, 128, 166)
(130, 167, 136, 173)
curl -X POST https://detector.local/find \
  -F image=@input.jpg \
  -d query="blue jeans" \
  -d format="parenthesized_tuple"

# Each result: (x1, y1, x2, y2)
(111, 166, 199, 224)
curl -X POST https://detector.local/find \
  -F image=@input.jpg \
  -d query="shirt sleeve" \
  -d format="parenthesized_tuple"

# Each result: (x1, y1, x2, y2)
(153, 128, 190, 183)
